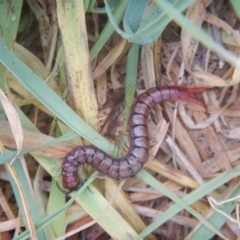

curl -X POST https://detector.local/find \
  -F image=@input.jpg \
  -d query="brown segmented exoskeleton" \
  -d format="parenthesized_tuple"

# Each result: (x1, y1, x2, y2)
(61, 86, 206, 191)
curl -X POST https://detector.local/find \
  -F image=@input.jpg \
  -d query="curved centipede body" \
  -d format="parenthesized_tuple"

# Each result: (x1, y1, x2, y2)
(61, 86, 206, 190)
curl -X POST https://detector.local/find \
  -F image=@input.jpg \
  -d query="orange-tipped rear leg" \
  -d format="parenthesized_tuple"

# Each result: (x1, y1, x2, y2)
(178, 86, 210, 108)
(186, 87, 210, 93)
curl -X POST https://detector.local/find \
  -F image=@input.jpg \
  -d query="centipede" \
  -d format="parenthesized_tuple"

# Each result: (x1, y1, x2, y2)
(61, 86, 207, 191)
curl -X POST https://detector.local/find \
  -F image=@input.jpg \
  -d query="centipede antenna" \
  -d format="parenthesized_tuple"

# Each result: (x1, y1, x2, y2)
(56, 180, 87, 195)
(75, 181, 85, 191)
(56, 181, 73, 195)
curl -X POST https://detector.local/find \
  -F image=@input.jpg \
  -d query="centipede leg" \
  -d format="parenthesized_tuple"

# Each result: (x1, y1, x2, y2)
(184, 95, 206, 108)
(177, 87, 209, 108)
(186, 87, 210, 93)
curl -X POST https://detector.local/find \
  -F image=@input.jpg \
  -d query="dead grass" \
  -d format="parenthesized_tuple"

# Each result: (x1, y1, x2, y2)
(0, 1, 240, 240)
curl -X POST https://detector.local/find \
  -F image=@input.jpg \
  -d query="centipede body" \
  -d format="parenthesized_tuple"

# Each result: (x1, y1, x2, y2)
(61, 86, 206, 190)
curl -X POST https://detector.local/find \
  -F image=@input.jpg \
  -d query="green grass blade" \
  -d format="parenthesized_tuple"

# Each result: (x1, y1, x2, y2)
(0, 0, 23, 91)
(123, 0, 149, 34)
(0, 37, 116, 155)
(190, 185, 240, 239)
(6, 160, 46, 239)
(154, 0, 240, 69)
(13, 175, 96, 240)
(123, 44, 139, 131)
(229, 0, 240, 18)
(137, 166, 240, 239)
(90, 0, 128, 61)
